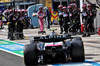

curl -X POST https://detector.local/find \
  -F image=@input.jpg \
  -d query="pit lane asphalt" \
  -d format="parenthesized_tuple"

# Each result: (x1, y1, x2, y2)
(0, 25, 62, 66)
(0, 50, 24, 66)
(0, 25, 100, 66)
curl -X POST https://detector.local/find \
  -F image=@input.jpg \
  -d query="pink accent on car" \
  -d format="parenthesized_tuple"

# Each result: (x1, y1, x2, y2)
(45, 43, 53, 47)
(45, 42, 63, 47)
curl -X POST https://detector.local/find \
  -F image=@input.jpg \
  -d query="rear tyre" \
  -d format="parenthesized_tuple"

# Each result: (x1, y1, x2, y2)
(24, 44, 38, 65)
(71, 41, 85, 62)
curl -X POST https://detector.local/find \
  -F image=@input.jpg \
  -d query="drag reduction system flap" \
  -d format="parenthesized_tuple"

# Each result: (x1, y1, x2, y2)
(34, 35, 71, 42)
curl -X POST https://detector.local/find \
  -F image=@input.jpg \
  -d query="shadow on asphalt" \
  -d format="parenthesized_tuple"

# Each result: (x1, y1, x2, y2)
(86, 54, 100, 56)
(85, 57, 93, 59)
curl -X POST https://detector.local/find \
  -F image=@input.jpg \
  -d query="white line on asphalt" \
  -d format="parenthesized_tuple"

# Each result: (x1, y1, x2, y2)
(83, 63, 92, 65)
(1, 30, 6, 32)
(97, 62, 100, 64)
(0, 48, 23, 57)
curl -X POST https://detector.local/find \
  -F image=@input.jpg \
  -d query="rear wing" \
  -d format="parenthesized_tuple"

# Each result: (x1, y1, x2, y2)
(34, 35, 72, 42)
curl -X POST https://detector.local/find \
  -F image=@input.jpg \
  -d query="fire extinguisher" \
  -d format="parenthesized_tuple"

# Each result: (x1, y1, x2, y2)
(98, 27, 100, 35)
(81, 23, 84, 32)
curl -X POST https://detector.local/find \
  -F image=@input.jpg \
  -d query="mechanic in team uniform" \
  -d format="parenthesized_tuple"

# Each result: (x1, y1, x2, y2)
(82, 4, 88, 37)
(24, 14, 30, 29)
(44, 6, 51, 29)
(88, 4, 96, 34)
(68, 3, 78, 33)
(72, 3, 80, 33)
(62, 6, 69, 34)
(0, 11, 4, 29)
(15, 12, 24, 39)
(3, 9, 10, 23)
(8, 10, 16, 40)
(67, 5, 72, 28)
(76, 7, 81, 33)
(58, 5, 64, 34)
(87, 4, 96, 36)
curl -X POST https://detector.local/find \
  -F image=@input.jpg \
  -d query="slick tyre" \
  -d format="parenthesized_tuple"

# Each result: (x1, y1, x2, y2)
(71, 41, 85, 62)
(24, 44, 38, 65)
(73, 37, 82, 41)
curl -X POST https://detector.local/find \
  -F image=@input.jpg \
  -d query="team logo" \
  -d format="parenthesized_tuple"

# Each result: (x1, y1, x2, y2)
(63, 14, 68, 17)
(59, 12, 63, 15)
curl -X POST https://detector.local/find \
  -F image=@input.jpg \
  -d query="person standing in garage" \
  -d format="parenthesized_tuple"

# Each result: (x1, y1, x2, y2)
(58, 5, 63, 34)
(63, 6, 69, 34)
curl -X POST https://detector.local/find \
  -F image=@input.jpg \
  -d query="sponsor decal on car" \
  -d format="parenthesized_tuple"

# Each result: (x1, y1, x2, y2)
(34, 35, 70, 40)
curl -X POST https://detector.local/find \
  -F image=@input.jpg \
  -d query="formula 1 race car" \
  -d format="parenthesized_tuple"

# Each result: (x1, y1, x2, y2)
(24, 29, 85, 66)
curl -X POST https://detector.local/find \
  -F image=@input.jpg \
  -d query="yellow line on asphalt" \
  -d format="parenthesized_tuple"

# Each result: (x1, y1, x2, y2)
(25, 36, 29, 39)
